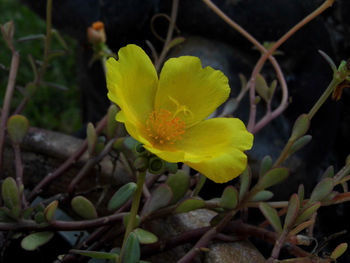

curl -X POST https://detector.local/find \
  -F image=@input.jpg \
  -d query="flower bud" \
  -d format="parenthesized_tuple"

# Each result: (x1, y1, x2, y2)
(87, 21, 106, 45)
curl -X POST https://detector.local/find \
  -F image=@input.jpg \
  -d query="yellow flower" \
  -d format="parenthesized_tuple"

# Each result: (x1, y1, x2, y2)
(106, 44, 253, 183)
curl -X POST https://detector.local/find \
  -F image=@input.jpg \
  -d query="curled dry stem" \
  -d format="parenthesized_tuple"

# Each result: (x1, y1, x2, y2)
(155, 0, 179, 72)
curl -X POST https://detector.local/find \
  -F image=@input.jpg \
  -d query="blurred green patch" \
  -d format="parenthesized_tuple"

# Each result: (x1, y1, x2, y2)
(0, 0, 81, 134)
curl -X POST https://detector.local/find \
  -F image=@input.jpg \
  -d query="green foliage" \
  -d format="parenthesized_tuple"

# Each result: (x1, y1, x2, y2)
(107, 182, 137, 211)
(0, 0, 80, 133)
(71, 196, 98, 219)
(21, 232, 54, 251)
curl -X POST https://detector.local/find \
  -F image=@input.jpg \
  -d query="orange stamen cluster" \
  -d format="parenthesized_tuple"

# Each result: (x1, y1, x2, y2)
(146, 109, 185, 145)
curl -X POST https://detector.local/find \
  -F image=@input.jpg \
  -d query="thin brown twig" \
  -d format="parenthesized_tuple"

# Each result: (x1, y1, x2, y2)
(27, 115, 107, 202)
(201, 0, 288, 134)
(0, 212, 126, 231)
(0, 52, 20, 174)
(155, 0, 179, 72)
(67, 138, 116, 195)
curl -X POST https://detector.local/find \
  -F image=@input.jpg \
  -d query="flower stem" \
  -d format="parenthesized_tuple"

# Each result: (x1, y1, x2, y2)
(307, 78, 340, 120)
(119, 170, 146, 262)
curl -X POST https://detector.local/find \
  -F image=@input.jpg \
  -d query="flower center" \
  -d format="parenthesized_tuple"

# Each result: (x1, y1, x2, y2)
(146, 109, 186, 145)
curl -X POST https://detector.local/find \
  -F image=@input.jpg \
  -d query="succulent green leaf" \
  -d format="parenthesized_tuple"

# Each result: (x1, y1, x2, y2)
(86, 122, 97, 156)
(123, 213, 140, 229)
(239, 168, 251, 200)
(294, 202, 321, 225)
(1, 177, 20, 209)
(133, 228, 158, 244)
(259, 155, 273, 178)
(166, 171, 190, 204)
(7, 115, 29, 144)
(251, 190, 274, 202)
(297, 184, 304, 208)
(123, 232, 140, 263)
(256, 167, 289, 190)
(330, 243, 348, 260)
(175, 198, 205, 213)
(44, 200, 58, 222)
(288, 135, 312, 156)
(219, 186, 238, 210)
(268, 80, 277, 99)
(322, 165, 334, 178)
(284, 194, 299, 229)
(70, 249, 118, 260)
(290, 114, 310, 141)
(21, 232, 54, 251)
(255, 73, 270, 102)
(259, 203, 282, 233)
(309, 178, 334, 204)
(167, 37, 186, 50)
(142, 184, 172, 216)
(107, 104, 119, 139)
(108, 182, 137, 211)
(289, 219, 315, 236)
(71, 196, 97, 219)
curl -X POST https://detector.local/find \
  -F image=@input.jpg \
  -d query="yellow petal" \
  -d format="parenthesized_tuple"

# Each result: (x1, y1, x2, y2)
(144, 117, 253, 183)
(181, 117, 253, 183)
(155, 56, 229, 128)
(179, 118, 253, 162)
(185, 149, 248, 183)
(106, 44, 158, 128)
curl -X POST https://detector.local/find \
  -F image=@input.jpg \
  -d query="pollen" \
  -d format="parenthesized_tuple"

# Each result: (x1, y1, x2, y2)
(146, 109, 186, 145)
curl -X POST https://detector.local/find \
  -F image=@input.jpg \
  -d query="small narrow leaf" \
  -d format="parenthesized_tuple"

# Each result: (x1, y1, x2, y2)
(107, 105, 119, 139)
(255, 73, 270, 102)
(322, 166, 334, 178)
(108, 182, 137, 211)
(290, 114, 310, 141)
(309, 178, 334, 204)
(239, 168, 251, 200)
(70, 249, 118, 260)
(133, 228, 158, 244)
(123, 232, 140, 263)
(44, 200, 58, 222)
(86, 122, 97, 156)
(71, 196, 97, 219)
(284, 194, 299, 229)
(142, 184, 172, 216)
(7, 115, 29, 144)
(268, 80, 277, 99)
(289, 218, 315, 236)
(219, 186, 238, 210)
(166, 171, 190, 204)
(259, 155, 273, 178)
(175, 198, 205, 213)
(297, 184, 304, 208)
(294, 202, 321, 225)
(288, 135, 312, 156)
(259, 203, 282, 233)
(21, 232, 54, 251)
(330, 243, 348, 260)
(256, 167, 289, 190)
(251, 190, 274, 202)
(1, 177, 20, 209)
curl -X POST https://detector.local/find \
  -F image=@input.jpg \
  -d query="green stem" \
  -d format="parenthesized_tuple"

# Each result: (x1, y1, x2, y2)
(273, 139, 294, 167)
(307, 78, 341, 120)
(119, 170, 146, 262)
